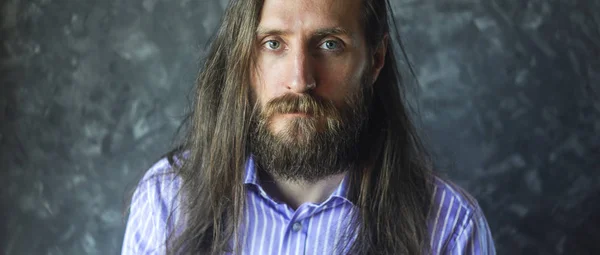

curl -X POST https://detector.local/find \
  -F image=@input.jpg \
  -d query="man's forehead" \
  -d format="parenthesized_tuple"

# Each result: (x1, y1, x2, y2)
(257, 0, 362, 35)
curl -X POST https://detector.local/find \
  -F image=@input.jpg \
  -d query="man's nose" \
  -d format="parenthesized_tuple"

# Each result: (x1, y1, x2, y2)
(287, 49, 316, 93)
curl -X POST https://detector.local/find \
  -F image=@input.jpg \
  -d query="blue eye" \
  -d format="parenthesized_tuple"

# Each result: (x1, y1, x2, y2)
(265, 40, 281, 50)
(320, 40, 341, 50)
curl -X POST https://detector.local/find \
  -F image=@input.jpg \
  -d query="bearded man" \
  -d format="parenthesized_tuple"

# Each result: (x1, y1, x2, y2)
(121, 0, 496, 254)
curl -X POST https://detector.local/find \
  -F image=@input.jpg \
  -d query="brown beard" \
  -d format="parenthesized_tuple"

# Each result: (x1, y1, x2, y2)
(249, 76, 372, 183)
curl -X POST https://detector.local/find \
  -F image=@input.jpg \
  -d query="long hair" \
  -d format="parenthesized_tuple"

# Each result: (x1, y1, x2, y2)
(163, 0, 434, 254)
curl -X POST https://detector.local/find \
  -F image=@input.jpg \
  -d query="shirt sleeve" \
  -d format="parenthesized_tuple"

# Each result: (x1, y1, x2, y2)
(445, 209, 496, 255)
(121, 159, 177, 255)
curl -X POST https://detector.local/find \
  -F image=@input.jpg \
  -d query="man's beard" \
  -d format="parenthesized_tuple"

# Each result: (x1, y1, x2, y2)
(249, 76, 372, 183)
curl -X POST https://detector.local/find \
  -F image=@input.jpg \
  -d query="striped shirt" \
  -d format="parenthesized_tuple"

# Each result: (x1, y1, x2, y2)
(122, 156, 495, 254)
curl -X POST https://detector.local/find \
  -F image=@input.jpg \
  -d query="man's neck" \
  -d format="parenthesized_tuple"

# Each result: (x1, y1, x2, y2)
(258, 171, 347, 210)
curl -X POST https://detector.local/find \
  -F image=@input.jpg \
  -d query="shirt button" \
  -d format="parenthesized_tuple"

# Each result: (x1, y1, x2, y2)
(292, 222, 302, 232)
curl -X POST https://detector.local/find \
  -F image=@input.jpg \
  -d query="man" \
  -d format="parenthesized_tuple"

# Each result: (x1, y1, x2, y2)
(122, 0, 496, 254)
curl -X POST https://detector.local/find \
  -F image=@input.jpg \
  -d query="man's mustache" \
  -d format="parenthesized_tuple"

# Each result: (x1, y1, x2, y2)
(261, 93, 340, 119)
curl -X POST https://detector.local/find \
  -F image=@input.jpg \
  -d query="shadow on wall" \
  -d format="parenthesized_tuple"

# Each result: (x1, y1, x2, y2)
(0, 70, 10, 255)
(1, 21, 24, 253)
(516, 189, 600, 254)
(0, 58, 14, 254)
(0, 199, 6, 254)
(565, 190, 600, 254)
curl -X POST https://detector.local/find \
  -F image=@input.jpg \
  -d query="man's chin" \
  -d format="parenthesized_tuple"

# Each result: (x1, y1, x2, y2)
(269, 127, 315, 146)
(271, 115, 329, 136)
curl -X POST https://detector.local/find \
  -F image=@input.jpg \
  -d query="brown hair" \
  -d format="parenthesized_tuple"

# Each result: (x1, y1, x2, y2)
(162, 0, 434, 254)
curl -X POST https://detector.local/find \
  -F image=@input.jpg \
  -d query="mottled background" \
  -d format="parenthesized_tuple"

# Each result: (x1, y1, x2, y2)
(0, 0, 598, 254)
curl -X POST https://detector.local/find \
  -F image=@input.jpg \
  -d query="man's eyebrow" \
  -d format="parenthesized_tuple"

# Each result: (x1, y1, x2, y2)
(256, 27, 289, 37)
(313, 27, 352, 37)
(255, 27, 353, 38)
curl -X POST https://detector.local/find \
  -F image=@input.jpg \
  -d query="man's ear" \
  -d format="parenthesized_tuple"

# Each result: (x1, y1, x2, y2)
(370, 34, 388, 85)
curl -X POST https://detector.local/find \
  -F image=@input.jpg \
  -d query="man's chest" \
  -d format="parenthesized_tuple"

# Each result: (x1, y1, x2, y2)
(237, 191, 355, 255)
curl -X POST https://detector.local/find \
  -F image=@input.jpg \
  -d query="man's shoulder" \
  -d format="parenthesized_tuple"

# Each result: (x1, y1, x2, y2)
(133, 156, 183, 208)
(122, 156, 183, 254)
(139, 149, 188, 187)
(430, 175, 481, 217)
(141, 157, 179, 184)
(428, 175, 492, 252)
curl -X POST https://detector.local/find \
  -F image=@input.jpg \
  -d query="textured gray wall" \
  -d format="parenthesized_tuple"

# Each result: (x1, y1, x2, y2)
(1, 0, 598, 254)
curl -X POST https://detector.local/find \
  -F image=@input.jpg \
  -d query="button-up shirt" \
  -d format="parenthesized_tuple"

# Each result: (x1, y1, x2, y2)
(122, 157, 496, 254)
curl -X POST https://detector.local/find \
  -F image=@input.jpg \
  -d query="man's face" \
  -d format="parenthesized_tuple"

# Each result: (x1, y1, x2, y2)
(249, 0, 384, 181)
(251, 0, 372, 138)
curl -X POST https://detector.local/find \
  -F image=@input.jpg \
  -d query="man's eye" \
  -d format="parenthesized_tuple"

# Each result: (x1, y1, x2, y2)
(319, 40, 342, 50)
(264, 40, 281, 50)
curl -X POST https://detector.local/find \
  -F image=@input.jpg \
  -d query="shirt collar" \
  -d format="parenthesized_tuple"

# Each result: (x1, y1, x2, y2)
(243, 155, 259, 186)
(243, 155, 353, 205)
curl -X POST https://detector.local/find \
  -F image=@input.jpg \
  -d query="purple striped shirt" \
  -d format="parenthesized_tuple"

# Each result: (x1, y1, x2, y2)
(122, 157, 495, 254)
